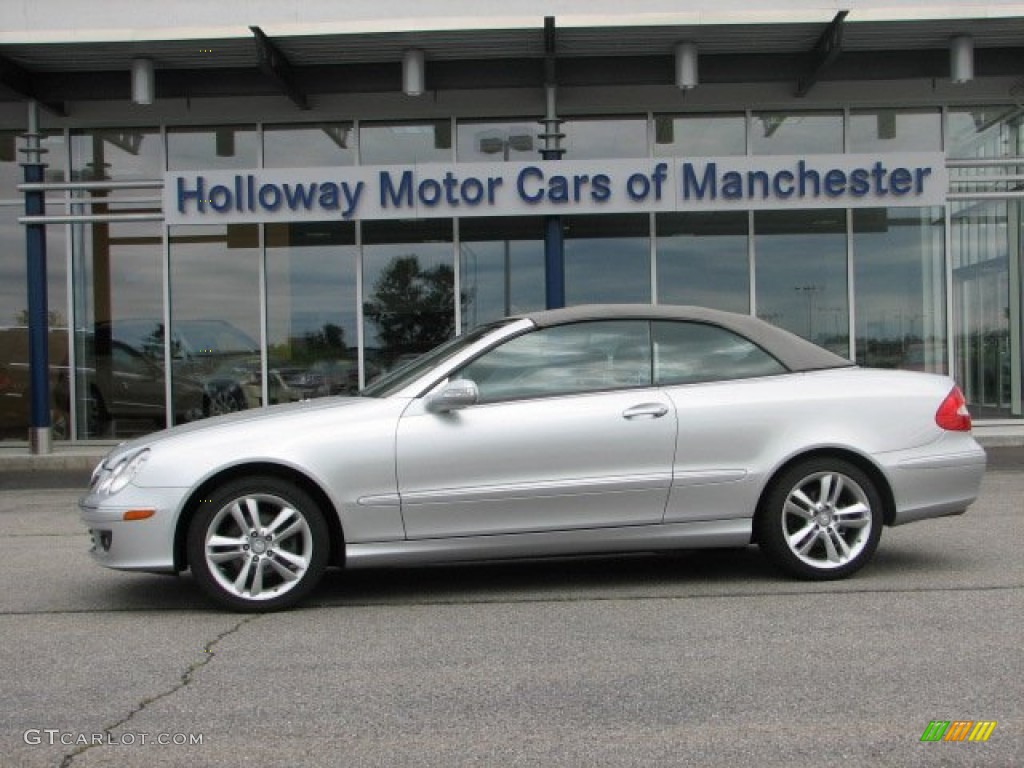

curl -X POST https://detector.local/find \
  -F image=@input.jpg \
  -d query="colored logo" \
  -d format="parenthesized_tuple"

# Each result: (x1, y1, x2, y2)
(920, 720, 996, 742)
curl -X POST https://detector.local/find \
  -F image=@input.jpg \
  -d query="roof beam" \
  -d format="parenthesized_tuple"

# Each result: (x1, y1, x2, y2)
(796, 10, 848, 97)
(249, 26, 309, 110)
(0, 53, 65, 116)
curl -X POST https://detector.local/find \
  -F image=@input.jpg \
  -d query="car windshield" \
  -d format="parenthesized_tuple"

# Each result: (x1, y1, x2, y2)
(175, 320, 260, 355)
(361, 321, 511, 398)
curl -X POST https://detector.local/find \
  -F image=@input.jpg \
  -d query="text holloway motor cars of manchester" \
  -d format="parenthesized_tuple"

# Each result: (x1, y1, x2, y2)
(80, 305, 986, 611)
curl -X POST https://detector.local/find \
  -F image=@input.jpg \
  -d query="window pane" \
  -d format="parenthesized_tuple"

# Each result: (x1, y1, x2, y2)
(946, 106, 1019, 158)
(363, 219, 454, 379)
(849, 109, 940, 153)
(168, 126, 258, 171)
(653, 114, 746, 157)
(561, 118, 647, 159)
(656, 212, 749, 312)
(653, 321, 785, 385)
(947, 106, 1023, 417)
(1, 206, 69, 440)
(169, 224, 261, 420)
(457, 122, 538, 162)
(72, 129, 161, 185)
(264, 123, 355, 168)
(458, 320, 651, 402)
(947, 106, 1023, 196)
(73, 222, 166, 438)
(754, 210, 849, 355)
(360, 121, 452, 165)
(460, 216, 545, 328)
(751, 111, 843, 155)
(853, 207, 946, 373)
(951, 199, 1017, 417)
(2, 129, 64, 202)
(266, 222, 359, 399)
(564, 214, 651, 305)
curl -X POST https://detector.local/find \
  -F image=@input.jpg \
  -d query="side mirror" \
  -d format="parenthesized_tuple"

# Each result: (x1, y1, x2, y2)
(425, 379, 479, 413)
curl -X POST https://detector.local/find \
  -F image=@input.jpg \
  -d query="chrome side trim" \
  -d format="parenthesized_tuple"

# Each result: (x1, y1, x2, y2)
(344, 519, 752, 569)
(672, 469, 748, 486)
(896, 450, 987, 470)
(398, 473, 673, 506)
(356, 494, 401, 507)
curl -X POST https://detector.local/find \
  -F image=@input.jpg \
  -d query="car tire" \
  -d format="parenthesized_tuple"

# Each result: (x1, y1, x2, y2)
(205, 385, 246, 417)
(756, 457, 883, 580)
(187, 477, 330, 612)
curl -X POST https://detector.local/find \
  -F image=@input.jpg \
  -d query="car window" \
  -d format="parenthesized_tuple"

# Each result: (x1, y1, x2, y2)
(111, 343, 151, 375)
(456, 320, 652, 403)
(653, 320, 786, 385)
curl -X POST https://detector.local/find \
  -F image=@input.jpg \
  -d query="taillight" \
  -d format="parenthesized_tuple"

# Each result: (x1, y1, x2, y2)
(935, 386, 972, 432)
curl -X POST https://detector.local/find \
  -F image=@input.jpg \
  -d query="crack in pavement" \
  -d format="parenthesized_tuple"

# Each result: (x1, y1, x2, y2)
(58, 614, 260, 768)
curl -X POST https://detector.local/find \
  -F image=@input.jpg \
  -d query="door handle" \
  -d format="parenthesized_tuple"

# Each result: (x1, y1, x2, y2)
(622, 403, 669, 420)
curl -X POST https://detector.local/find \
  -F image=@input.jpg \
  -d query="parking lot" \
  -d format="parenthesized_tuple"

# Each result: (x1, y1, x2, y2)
(1, 459, 1021, 767)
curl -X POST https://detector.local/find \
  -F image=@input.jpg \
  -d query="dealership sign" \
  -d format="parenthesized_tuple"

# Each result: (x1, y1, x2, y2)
(164, 153, 947, 224)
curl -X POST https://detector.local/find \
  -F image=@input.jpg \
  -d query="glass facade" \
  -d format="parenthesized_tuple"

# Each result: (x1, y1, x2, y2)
(655, 212, 749, 312)
(459, 216, 545, 328)
(754, 210, 849, 356)
(1, 130, 67, 439)
(852, 207, 946, 372)
(362, 219, 455, 382)
(1, 107, 1022, 440)
(169, 224, 261, 418)
(564, 214, 651, 305)
(266, 222, 359, 398)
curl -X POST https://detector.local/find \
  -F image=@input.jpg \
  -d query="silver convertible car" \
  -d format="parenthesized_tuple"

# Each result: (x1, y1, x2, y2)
(80, 305, 986, 611)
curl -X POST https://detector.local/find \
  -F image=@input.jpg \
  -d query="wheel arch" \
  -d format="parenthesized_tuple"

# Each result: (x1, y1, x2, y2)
(752, 447, 897, 541)
(173, 462, 345, 572)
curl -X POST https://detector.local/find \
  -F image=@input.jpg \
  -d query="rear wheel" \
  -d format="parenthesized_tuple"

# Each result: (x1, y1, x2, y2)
(187, 477, 329, 611)
(756, 458, 883, 580)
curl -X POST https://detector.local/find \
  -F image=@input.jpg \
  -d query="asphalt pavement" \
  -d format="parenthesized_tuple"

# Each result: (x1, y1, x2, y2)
(0, 464, 1021, 767)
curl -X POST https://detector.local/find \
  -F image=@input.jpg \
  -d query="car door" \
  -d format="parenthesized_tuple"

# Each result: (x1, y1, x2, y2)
(651, 319, 791, 523)
(395, 320, 678, 539)
(108, 342, 166, 417)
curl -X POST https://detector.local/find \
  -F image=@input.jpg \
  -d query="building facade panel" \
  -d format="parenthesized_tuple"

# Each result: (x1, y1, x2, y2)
(1, 6, 1022, 442)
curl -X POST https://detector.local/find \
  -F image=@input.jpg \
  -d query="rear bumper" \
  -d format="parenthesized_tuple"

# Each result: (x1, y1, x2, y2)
(880, 435, 987, 526)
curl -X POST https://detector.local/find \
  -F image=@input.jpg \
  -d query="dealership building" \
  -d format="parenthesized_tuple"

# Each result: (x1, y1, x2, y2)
(1, 0, 1022, 449)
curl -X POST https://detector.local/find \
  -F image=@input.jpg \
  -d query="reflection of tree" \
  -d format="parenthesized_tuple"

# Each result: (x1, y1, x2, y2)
(15, 309, 65, 328)
(300, 323, 348, 361)
(364, 255, 460, 364)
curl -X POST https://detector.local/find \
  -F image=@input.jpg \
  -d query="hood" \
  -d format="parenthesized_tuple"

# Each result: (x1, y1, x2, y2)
(99, 396, 372, 467)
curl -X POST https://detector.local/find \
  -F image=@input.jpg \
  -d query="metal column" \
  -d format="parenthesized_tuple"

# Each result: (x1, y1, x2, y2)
(540, 18, 565, 310)
(22, 101, 52, 454)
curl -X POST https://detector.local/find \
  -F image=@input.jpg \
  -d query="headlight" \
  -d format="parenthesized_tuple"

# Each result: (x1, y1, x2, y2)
(93, 449, 150, 496)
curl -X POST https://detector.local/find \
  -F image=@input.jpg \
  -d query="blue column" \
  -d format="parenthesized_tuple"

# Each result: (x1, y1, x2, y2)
(23, 106, 51, 453)
(543, 213, 564, 310)
(541, 138, 565, 309)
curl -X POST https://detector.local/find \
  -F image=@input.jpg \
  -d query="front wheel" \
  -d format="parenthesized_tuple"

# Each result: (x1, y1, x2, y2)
(756, 458, 884, 580)
(187, 478, 329, 611)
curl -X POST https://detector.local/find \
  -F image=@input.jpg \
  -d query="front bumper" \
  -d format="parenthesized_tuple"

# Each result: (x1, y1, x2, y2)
(79, 484, 189, 573)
